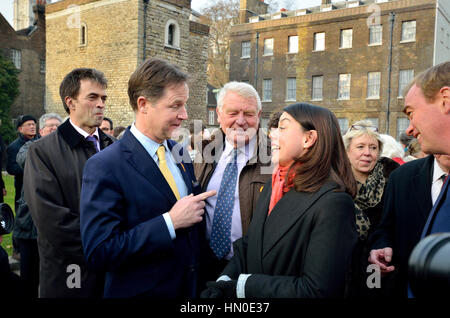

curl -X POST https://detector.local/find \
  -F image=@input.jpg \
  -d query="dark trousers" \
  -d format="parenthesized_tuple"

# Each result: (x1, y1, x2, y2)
(17, 238, 39, 298)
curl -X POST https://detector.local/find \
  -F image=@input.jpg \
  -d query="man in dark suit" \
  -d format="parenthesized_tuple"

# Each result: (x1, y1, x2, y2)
(80, 58, 216, 298)
(402, 62, 450, 236)
(369, 61, 450, 297)
(369, 155, 434, 297)
(24, 68, 115, 297)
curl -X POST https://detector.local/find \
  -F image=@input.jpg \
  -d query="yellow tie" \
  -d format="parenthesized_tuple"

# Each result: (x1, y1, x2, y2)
(157, 145, 180, 200)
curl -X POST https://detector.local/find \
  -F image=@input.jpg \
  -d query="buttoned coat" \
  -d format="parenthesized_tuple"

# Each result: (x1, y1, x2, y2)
(220, 181, 357, 298)
(369, 155, 434, 297)
(80, 129, 203, 298)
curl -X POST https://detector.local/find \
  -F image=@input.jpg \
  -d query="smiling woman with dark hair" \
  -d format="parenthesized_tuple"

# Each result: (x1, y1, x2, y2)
(201, 103, 358, 298)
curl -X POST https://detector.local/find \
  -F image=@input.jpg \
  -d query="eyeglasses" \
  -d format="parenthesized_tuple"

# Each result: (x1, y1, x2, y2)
(349, 124, 378, 132)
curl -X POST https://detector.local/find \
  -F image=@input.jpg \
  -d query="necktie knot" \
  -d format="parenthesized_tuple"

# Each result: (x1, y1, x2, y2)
(157, 145, 166, 163)
(86, 135, 99, 152)
(156, 145, 180, 200)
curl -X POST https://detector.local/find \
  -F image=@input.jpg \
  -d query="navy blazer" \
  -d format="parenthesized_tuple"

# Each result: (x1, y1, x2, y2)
(421, 174, 450, 237)
(80, 129, 202, 298)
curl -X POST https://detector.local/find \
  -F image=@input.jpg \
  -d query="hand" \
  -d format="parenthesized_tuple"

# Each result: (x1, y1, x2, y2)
(169, 190, 217, 230)
(200, 280, 237, 298)
(368, 247, 395, 275)
(2, 188, 6, 197)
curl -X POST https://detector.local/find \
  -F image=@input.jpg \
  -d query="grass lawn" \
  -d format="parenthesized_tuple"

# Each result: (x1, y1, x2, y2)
(0, 173, 16, 256)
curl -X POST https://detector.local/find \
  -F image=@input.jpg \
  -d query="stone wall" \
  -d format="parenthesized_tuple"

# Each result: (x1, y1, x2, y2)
(45, 0, 209, 128)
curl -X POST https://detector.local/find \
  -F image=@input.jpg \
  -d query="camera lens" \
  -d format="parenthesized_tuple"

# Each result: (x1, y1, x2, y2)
(408, 233, 450, 298)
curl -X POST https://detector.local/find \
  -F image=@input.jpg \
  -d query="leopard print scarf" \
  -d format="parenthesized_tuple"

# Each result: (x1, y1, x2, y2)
(354, 160, 385, 240)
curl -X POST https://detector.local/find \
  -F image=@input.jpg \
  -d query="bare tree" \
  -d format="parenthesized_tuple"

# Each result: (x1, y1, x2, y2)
(200, 0, 240, 88)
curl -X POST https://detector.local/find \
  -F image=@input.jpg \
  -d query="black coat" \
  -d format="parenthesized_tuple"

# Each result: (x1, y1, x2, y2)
(220, 181, 357, 298)
(7, 134, 39, 203)
(24, 120, 114, 297)
(368, 155, 434, 297)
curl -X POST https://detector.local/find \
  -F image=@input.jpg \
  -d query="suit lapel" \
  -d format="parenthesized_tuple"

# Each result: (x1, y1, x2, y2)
(121, 130, 177, 204)
(421, 177, 450, 238)
(411, 155, 434, 220)
(167, 140, 193, 194)
(246, 182, 272, 273)
(262, 182, 337, 258)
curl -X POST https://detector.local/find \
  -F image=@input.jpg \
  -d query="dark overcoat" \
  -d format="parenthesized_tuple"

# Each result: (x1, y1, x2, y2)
(220, 181, 357, 298)
(24, 120, 114, 297)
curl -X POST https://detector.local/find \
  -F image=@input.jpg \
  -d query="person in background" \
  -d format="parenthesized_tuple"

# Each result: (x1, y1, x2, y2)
(342, 120, 399, 297)
(267, 111, 282, 137)
(113, 126, 126, 139)
(201, 103, 357, 298)
(380, 134, 406, 165)
(7, 115, 38, 206)
(24, 68, 115, 298)
(99, 117, 114, 137)
(405, 139, 427, 161)
(7, 115, 39, 260)
(13, 113, 62, 298)
(399, 132, 414, 154)
(194, 82, 272, 287)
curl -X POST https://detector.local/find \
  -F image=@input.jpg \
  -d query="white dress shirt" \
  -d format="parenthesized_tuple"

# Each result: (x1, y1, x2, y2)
(431, 157, 448, 206)
(69, 119, 100, 152)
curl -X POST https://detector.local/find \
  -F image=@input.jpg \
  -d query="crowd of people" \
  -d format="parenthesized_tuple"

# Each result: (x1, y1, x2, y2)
(0, 58, 449, 299)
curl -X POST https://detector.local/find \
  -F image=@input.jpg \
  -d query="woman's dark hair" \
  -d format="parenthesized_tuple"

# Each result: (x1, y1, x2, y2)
(284, 103, 357, 197)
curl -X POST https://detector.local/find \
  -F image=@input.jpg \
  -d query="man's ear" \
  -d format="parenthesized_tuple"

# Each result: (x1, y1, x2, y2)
(216, 107, 222, 125)
(304, 130, 318, 149)
(137, 96, 149, 114)
(440, 86, 450, 114)
(65, 96, 75, 111)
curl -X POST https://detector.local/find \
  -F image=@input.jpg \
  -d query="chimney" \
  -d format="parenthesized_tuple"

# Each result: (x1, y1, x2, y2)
(32, 2, 46, 27)
(240, 0, 269, 24)
(322, 0, 332, 4)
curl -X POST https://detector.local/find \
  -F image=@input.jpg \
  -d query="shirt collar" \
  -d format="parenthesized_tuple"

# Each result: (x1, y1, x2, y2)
(222, 134, 257, 161)
(432, 157, 447, 183)
(69, 118, 99, 140)
(130, 122, 168, 158)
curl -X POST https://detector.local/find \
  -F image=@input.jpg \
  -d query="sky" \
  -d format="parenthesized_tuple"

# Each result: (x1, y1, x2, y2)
(0, 0, 324, 27)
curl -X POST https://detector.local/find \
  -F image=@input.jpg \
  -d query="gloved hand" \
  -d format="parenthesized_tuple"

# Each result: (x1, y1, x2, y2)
(200, 280, 237, 298)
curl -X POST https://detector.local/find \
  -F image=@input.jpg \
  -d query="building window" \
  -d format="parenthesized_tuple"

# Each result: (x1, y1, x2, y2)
(401, 20, 416, 42)
(397, 117, 410, 140)
(10, 49, 21, 69)
(286, 78, 296, 101)
(367, 72, 381, 99)
(241, 41, 251, 58)
(40, 59, 45, 73)
(313, 32, 325, 51)
(369, 24, 382, 45)
(165, 19, 180, 49)
(340, 29, 353, 49)
(337, 118, 349, 135)
(312, 75, 323, 100)
(208, 110, 215, 125)
(398, 69, 414, 97)
(263, 38, 274, 56)
(366, 117, 379, 129)
(338, 74, 351, 100)
(288, 36, 298, 53)
(263, 79, 272, 101)
(80, 23, 87, 46)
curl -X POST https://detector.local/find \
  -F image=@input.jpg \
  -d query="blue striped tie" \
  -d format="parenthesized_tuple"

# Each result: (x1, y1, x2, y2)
(210, 149, 238, 259)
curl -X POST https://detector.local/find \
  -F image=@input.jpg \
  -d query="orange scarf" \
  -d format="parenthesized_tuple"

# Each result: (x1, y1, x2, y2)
(268, 164, 296, 215)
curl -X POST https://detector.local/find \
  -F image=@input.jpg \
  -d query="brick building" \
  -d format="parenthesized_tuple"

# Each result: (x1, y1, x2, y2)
(45, 0, 209, 128)
(0, 4, 46, 120)
(229, 0, 450, 138)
